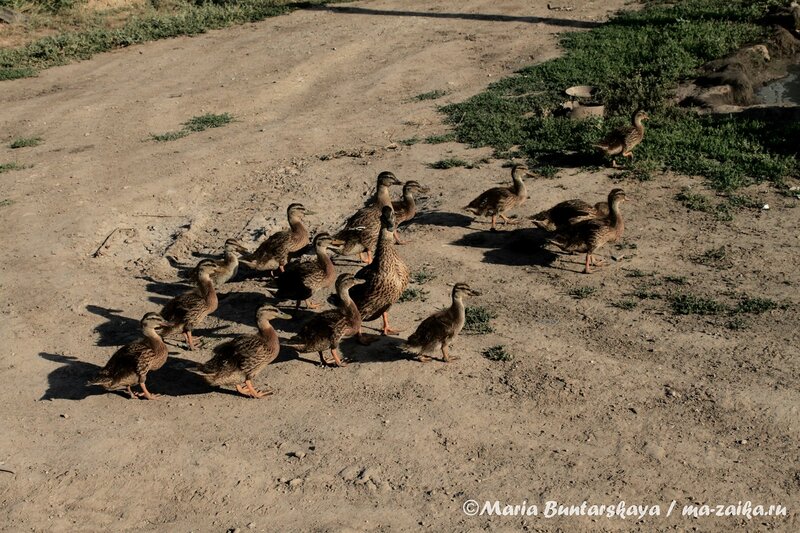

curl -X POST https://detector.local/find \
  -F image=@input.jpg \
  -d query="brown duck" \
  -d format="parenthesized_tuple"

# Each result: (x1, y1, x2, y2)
(464, 164, 532, 230)
(594, 110, 648, 167)
(548, 189, 627, 273)
(188, 238, 245, 286)
(285, 273, 365, 367)
(406, 282, 481, 363)
(270, 232, 337, 309)
(88, 312, 169, 400)
(196, 305, 291, 398)
(160, 259, 219, 350)
(334, 171, 402, 263)
(530, 191, 621, 232)
(349, 206, 410, 343)
(391, 180, 429, 244)
(239, 203, 311, 274)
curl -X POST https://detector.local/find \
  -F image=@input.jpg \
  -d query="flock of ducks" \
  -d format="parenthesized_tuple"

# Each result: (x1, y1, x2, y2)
(89, 110, 647, 400)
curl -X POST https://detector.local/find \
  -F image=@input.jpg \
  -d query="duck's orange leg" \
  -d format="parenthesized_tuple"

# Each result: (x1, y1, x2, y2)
(135, 382, 161, 400)
(442, 344, 459, 362)
(184, 331, 195, 351)
(382, 312, 400, 336)
(583, 253, 592, 274)
(329, 348, 348, 367)
(490, 215, 497, 231)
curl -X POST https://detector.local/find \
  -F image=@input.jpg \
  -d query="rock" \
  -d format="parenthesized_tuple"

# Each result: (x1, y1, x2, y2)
(288, 478, 303, 487)
(290, 451, 306, 459)
(247, 522, 255, 529)
(339, 466, 360, 482)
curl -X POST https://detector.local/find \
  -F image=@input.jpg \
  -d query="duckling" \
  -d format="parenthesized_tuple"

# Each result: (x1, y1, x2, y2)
(392, 180, 430, 244)
(239, 203, 311, 274)
(349, 206, 410, 343)
(196, 305, 291, 398)
(464, 164, 532, 231)
(334, 171, 402, 263)
(548, 189, 627, 274)
(406, 283, 482, 362)
(88, 312, 169, 400)
(594, 110, 648, 167)
(530, 195, 612, 232)
(160, 259, 218, 350)
(285, 273, 365, 367)
(188, 238, 246, 286)
(270, 232, 337, 309)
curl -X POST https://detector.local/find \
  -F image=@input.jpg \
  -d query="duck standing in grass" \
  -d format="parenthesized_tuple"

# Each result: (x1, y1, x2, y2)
(406, 283, 481, 363)
(160, 259, 219, 350)
(548, 189, 627, 274)
(594, 110, 648, 167)
(195, 305, 291, 398)
(88, 312, 169, 400)
(334, 171, 402, 263)
(239, 203, 311, 274)
(391, 180, 429, 244)
(270, 232, 337, 309)
(285, 273, 365, 367)
(464, 164, 532, 231)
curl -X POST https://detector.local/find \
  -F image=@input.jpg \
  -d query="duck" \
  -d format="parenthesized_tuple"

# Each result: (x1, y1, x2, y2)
(270, 232, 337, 309)
(548, 189, 627, 273)
(334, 171, 402, 263)
(88, 312, 169, 400)
(195, 305, 291, 398)
(594, 110, 648, 167)
(530, 193, 614, 232)
(239, 203, 311, 274)
(349, 206, 410, 343)
(188, 238, 246, 286)
(285, 273, 365, 367)
(406, 283, 482, 362)
(464, 164, 532, 231)
(391, 180, 430, 244)
(160, 259, 219, 350)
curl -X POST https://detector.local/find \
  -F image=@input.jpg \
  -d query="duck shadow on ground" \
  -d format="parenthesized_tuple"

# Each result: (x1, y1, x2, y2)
(39, 352, 215, 400)
(452, 226, 560, 267)
(415, 210, 473, 228)
(86, 305, 142, 346)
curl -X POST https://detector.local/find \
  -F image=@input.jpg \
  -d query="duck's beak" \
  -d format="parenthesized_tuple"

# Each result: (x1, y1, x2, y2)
(275, 311, 293, 320)
(303, 209, 316, 215)
(469, 289, 482, 296)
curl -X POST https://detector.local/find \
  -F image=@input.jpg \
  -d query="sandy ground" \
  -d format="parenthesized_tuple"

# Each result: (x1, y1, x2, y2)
(1, 1, 799, 531)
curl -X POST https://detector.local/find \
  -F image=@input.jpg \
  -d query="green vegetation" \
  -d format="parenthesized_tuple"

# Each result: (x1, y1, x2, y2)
(482, 345, 513, 362)
(399, 137, 421, 146)
(410, 267, 436, 285)
(663, 275, 687, 285)
(150, 112, 233, 142)
(692, 245, 731, 268)
(399, 287, 429, 303)
(0, 163, 25, 173)
(440, 0, 798, 191)
(734, 296, 778, 314)
(0, 1, 337, 80)
(568, 286, 596, 299)
(0, 199, 15, 207)
(428, 158, 469, 169)
(676, 188, 714, 212)
(413, 90, 448, 101)
(464, 306, 496, 334)
(9, 136, 42, 149)
(425, 132, 457, 144)
(613, 299, 638, 310)
(670, 294, 729, 315)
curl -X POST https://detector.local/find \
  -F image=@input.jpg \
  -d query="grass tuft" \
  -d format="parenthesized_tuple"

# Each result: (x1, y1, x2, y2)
(482, 345, 513, 362)
(10, 136, 43, 149)
(734, 296, 777, 314)
(413, 90, 448, 101)
(613, 299, 638, 310)
(0, 163, 25, 173)
(399, 287, 429, 302)
(428, 158, 469, 169)
(425, 132, 457, 144)
(149, 131, 190, 142)
(464, 306, 496, 334)
(183, 112, 233, 132)
(569, 286, 596, 299)
(411, 267, 436, 285)
(670, 294, 728, 315)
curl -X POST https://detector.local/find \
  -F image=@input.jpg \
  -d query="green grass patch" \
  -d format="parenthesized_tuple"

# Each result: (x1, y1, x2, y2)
(464, 306, 496, 334)
(734, 296, 778, 314)
(399, 137, 421, 146)
(0, 1, 335, 80)
(428, 158, 469, 169)
(413, 90, 448, 101)
(439, 0, 798, 191)
(399, 287, 429, 303)
(183, 112, 233, 132)
(9, 136, 43, 149)
(0, 199, 15, 208)
(692, 245, 731, 268)
(411, 267, 436, 285)
(0, 162, 25, 173)
(150, 130, 190, 142)
(663, 275, 687, 285)
(568, 286, 596, 299)
(670, 293, 729, 315)
(613, 299, 638, 310)
(676, 188, 713, 212)
(425, 132, 457, 144)
(482, 345, 513, 362)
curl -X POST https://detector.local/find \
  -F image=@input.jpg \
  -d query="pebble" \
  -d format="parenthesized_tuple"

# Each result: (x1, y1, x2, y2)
(60, 414, 69, 419)
(356, 467, 378, 485)
(247, 522, 255, 529)
(339, 466, 361, 482)
(762, 204, 770, 210)
(288, 478, 303, 487)
(290, 451, 306, 459)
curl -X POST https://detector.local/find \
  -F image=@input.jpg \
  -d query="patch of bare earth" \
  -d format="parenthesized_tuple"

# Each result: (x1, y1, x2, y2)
(1, 1, 798, 531)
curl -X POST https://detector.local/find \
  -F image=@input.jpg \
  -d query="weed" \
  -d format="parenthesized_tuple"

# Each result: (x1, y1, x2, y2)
(464, 306, 497, 334)
(569, 286, 596, 299)
(428, 158, 469, 169)
(670, 294, 728, 315)
(399, 137, 421, 146)
(693, 246, 731, 268)
(734, 296, 777, 314)
(663, 275, 687, 285)
(413, 90, 448, 101)
(633, 287, 662, 300)
(0, 163, 25, 173)
(535, 164, 559, 178)
(625, 269, 650, 278)
(613, 299, 638, 310)
(399, 287, 429, 303)
(411, 267, 436, 285)
(0, 199, 15, 207)
(482, 345, 513, 362)
(10, 136, 42, 149)
(183, 113, 233, 132)
(676, 188, 713, 212)
(726, 317, 746, 330)
(149, 131, 189, 142)
(425, 132, 457, 144)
